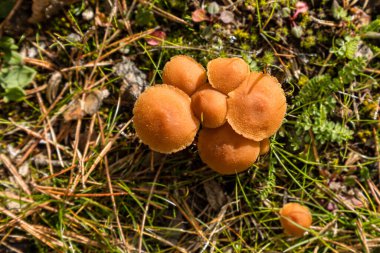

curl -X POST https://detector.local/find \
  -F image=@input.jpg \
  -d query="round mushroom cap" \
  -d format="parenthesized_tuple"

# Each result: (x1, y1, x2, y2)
(259, 138, 270, 155)
(133, 85, 200, 153)
(227, 72, 287, 141)
(198, 123, 260, 175)
(191, 84, 227, 128)
(163, 55, 207, 96)
(207, 57, 250, 94)
(279, 203, 312, 237)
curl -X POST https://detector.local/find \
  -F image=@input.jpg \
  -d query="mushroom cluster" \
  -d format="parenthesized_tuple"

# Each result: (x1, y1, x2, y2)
(133, 55, 287, 175)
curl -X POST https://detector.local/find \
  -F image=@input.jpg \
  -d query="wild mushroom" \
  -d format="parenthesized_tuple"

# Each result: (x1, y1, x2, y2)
(191, 83, 227, 128)
(227, 72, 287, 141)
(259, 138, 270, 155)
(197, 123, 260, 175)
(279, 203, 312, 237)
(162, 55, 207, 96)
(207, 57, 250, 94)
(133, 85, 200, 153)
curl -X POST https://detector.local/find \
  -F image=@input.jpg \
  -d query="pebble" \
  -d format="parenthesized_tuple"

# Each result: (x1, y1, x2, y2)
(113, 57, 149, 103)
(82, 8, 94, 21)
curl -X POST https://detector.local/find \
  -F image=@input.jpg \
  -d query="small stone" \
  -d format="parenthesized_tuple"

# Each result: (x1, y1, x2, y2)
(66, 33, 82, 43)
(18, 162, 29, 177)
(220, 10, 234, 24)
(82, 7, 94, 21)
(113, 57, 149, 104)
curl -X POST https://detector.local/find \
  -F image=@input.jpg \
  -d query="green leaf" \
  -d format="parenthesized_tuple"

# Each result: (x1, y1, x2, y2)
(3, 86, 25, 102)
(4, 50, 23, 64)
(331, 0, 347, 20)
(0, 65, 36, 89)
(345, 37, 360, 59)
(0, 36, 17, 50)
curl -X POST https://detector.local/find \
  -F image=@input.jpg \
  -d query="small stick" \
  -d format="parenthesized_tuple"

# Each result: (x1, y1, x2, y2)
(0, 154, 31, 195)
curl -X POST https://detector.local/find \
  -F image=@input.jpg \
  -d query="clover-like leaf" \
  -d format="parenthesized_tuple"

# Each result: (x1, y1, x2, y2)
(0, 65, 36, 89)
(3, 86, 25, 102)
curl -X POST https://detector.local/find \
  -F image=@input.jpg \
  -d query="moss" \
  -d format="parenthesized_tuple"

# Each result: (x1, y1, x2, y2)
(299, 14, 311, 28)
(213, 23, 222, 30)
(275, 27, 289, 40)
(298, 75, 309, 86)
(301, 35, 317, 49)
(250, 33, 259, 44)
(316, 31, 328, 43)
(261, 51, 275, 65)
(241, 43, 250, 51)
(357, 129, 372, 143)
(233, 29, 250, 40)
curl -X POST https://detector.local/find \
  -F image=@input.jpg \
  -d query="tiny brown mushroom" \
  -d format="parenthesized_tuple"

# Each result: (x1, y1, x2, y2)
(162, 55, 207, 96)
(227, 72, 287, 141)
(191, 83, 227, 128)
(207, 57, 250, 94)
(280, 203, 312, 237)
(133, 85, 200, 153)
(259, 138, 270, 155)
(198, 123, 260, 175)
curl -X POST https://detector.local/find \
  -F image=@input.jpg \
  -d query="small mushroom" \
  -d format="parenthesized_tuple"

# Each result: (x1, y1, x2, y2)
(191, 83, 227, 128)
(227, 72, 287, 141)
(197, 123, 260, 175)
(162, 55, 207, 96)
(133, 85, 200, 153)
(207, 57, 250, 94)
(259, 138, 270, 155)
(279, 203, 312, 237)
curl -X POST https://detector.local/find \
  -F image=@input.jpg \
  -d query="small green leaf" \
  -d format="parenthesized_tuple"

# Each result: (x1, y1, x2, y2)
(331, 0, 347, 20)
(0, 65, 36, 89)
(3, 86, 25, 102)
(0, 36, 17, 50)
(4, 51, 23, 64)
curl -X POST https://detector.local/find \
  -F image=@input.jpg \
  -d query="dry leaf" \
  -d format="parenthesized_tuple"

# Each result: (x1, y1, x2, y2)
(83, 89, 109, 115)
(63, 99, 84, 122)
(192, 9, 209, 22)
(203, 179, 227, 210)
(146, 30, 166, 46)
(95, 12, 112, 27)
(47, 71, 62, 104)
(219, 10, 234, 24)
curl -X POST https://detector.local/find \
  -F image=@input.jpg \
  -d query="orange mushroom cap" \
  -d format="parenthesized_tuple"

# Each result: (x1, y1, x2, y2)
(133, 85, 200, 153)
(162, 55, 207, 96)
(191, 83, 227, 128)
(207, 57, 250, 94)
(197, 123, 260, 175)
(227, 72, 287, 141)
(259, 138, 270, 155)
(279, 203, 312, 237)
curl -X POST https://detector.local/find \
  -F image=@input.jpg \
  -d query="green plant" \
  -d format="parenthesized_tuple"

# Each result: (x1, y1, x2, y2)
(330, 36, 360, 60)
(295, 97, 353, 145)
(0, 37, 36, 102)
